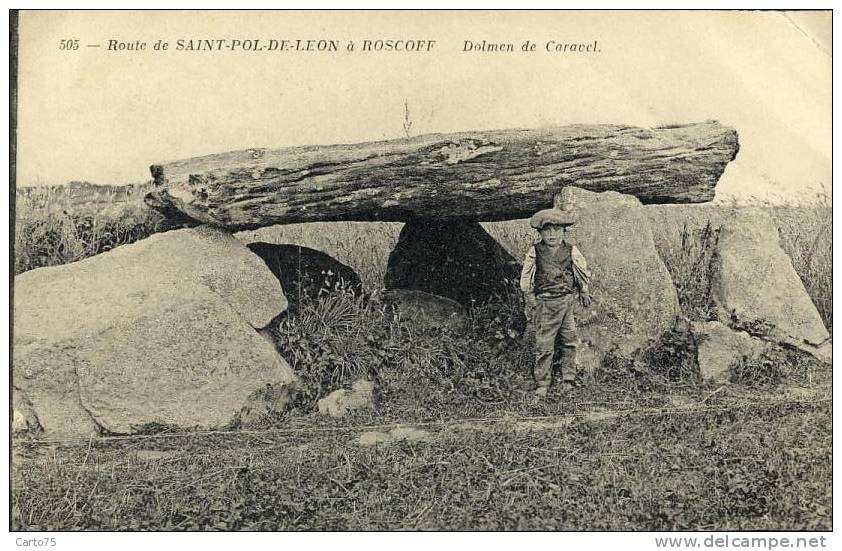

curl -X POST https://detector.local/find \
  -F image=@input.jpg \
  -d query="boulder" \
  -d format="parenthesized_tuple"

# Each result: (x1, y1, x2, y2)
(691, 321, 769, 383)
(384, 221, 521, 307)
(712, 211, 830, 361)
(564, 188, 681, 370)
(13, 226, 296, 438)
(381, 289, 468, 332)
(247, 242, 364, 310)
(317, 379, 375, 418)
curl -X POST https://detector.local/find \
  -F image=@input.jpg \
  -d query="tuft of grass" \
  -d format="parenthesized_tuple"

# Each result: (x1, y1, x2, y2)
(729, 346, 823, 388)
(661, 222, 720, 320)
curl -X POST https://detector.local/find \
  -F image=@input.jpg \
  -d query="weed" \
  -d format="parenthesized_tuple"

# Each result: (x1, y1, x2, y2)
(669, 222, 721, 320)
(644, 328, 702, 384)
(729, 345, 821, 388)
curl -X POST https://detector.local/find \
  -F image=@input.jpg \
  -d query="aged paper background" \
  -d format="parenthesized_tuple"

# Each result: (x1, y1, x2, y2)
(7, 9, 835, 545)
(15, 10, 830, 203)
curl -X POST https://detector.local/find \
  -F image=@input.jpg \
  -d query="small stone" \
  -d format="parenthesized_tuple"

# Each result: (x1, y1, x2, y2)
(317, 379, 375, 418)
(12, 409, 28, 433)
(692, 321, 769, 383)
(357, 431, 393, 447)
(381, 289, 468, 332)
(389, 426, 431, 442)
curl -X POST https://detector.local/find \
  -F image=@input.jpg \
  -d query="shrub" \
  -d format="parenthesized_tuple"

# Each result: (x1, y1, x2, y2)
(266, 283, 536, 418)
(268, 286, 382, 408)
(644, 328, 702, 384)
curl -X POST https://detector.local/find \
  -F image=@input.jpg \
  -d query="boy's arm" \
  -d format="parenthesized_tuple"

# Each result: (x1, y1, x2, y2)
(519, 246, 537, 295)
(571, 245, 592, 305)
(520, 246, 537, 321)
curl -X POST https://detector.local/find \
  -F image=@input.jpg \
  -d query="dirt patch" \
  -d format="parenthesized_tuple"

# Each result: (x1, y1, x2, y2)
(356, 426, 433, 447)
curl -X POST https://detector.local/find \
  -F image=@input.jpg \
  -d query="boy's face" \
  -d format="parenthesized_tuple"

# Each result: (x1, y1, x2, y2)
(539, 224, 566, 246)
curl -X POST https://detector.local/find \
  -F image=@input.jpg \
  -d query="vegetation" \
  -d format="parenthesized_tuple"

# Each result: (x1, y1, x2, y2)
(12, 278, 830, 531)
(14, 182, 164, 274)
(12, 399, 830, 531)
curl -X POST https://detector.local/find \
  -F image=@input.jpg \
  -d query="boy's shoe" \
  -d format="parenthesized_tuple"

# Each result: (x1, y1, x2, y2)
(534, 385, 549, 398)
(560, 381, 575, 393)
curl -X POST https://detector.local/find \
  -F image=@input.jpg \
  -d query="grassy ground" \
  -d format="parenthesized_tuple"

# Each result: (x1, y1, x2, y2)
(11, 183, 833, 531)
(12, 387, 831, 530)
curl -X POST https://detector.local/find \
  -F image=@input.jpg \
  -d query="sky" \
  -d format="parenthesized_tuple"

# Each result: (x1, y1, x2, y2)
(15, 10, 831, 203)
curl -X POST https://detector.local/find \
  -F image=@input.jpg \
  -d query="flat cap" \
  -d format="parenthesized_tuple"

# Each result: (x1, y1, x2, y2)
(530, 208, 576, 229)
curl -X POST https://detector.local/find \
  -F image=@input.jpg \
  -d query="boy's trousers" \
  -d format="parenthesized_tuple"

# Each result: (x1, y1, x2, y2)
(533, 293, 578, 388)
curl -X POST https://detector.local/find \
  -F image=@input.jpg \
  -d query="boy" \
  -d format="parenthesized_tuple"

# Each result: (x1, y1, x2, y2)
(520, 203, 591, 397)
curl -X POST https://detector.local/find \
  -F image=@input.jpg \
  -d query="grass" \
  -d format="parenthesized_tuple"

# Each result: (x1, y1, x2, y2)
(14, 182, 165, 275)
(12, 398, 831, 531)
(264, 285, 828, 421)
(11, 183, 833, 531)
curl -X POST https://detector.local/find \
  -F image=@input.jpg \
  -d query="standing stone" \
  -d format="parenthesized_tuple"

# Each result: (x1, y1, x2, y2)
(564, 188, 680, 370)
(13, 226, 296, 438)
(712, 211, 830, 361)
(384, 221, 521, 307)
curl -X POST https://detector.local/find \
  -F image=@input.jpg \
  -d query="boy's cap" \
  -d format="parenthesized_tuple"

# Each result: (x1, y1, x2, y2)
(530, 208, 576, 229)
